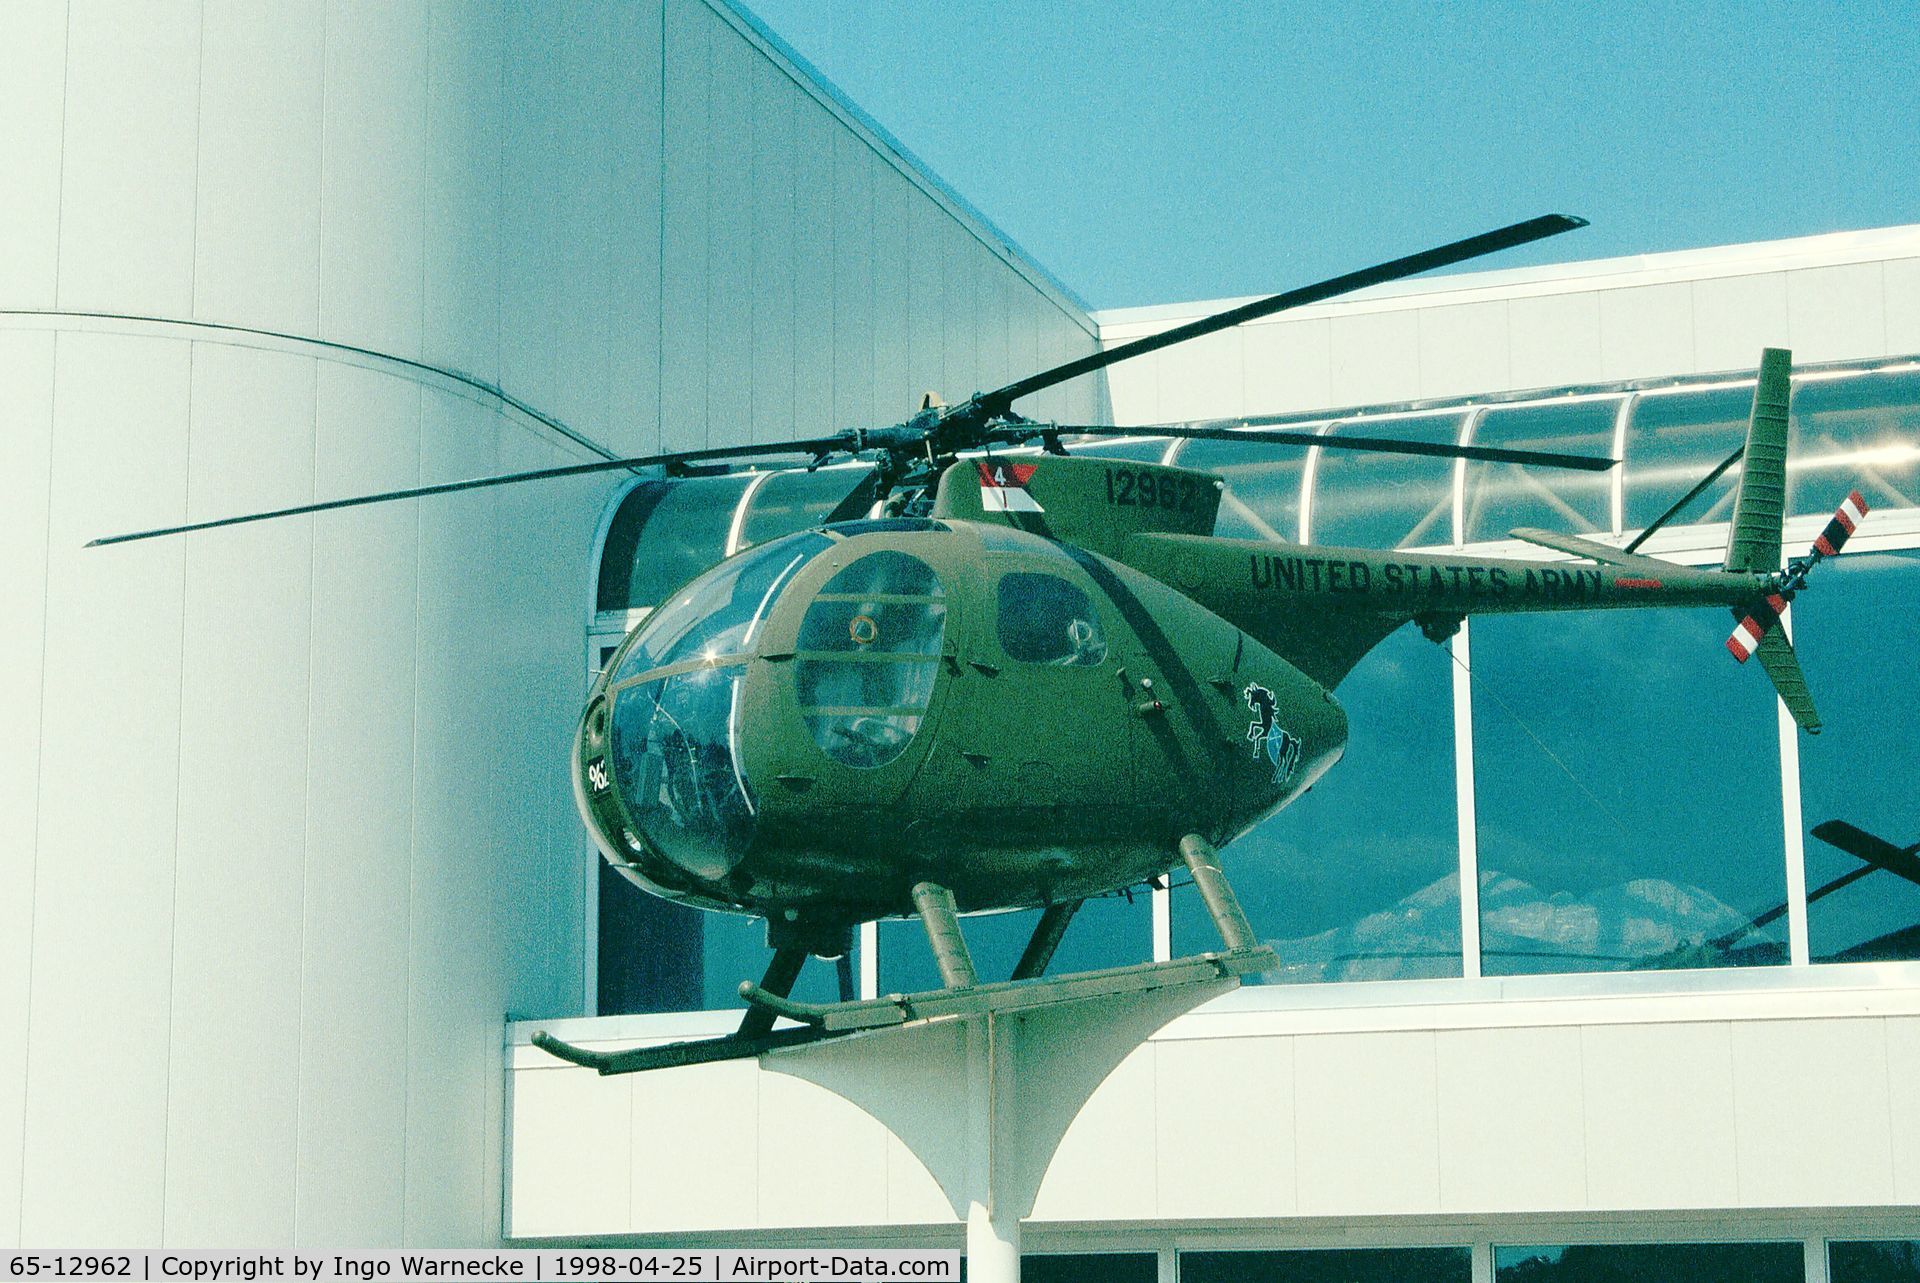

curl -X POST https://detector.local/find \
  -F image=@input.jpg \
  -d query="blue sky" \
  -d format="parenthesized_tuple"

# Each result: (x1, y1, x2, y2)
(741, 0, 1919, 311)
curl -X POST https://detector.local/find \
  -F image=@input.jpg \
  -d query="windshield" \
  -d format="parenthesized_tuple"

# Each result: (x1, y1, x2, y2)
(613, 531, 831, 683)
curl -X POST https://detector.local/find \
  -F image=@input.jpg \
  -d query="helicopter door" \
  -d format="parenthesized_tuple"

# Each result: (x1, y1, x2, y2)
(940, 569, 1131, 800)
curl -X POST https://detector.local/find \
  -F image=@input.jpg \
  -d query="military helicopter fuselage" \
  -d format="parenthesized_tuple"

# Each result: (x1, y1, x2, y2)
(572, 451, 1779, 953)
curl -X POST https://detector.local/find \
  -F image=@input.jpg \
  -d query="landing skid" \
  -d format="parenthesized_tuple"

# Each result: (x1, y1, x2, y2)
(533, 833, 1269, 1075)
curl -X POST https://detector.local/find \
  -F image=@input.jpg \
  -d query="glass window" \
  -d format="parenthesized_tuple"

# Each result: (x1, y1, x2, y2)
(796, 552, 946, 770)
(1064, 436, 1173, 462)
(879, 895, 1152, 994)
(612, 532, 830, 683)
(1494, 1242, 1802, 1282)
(596, 475, 753, 612)
(1174, 625, 1462, 981)
(1310, 412, 1466, 549)
(1181, 1247, 1471, 1283)
(1793, 551, 1920, 962)
(1464, 398, 1620, 544)
(598, 878, 859, 1016)
(998, 573, 1109, 666)
(1022, 1254, 1157, 1283)
(1171, 428, 1316, 544)
(1831, 1240, 1920, 1282)
(736, 464, 879, 549)
(1788, 368, 1920, 516)
(1471, 607, 1787, 975)
(1623, 386, 1752, 532)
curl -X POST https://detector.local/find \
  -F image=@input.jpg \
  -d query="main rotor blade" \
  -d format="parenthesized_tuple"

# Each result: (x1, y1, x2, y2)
(1049, 423, 1617, 472)
(1811, 820, 1920, 890)
(88, 436, 851, 547)
(979, 213, 1587, 414)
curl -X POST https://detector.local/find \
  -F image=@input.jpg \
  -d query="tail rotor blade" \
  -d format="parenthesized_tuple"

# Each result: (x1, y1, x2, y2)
(1726, 593, 1788, 663)
(1811, 489, 1870, 559)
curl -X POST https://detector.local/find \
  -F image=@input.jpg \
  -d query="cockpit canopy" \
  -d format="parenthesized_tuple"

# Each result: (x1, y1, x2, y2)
(598, 526, 949, 885)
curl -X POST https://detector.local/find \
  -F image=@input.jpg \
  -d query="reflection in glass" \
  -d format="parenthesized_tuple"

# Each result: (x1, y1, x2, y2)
(999, 573, 1109, 666)
(610, 669, 754, 881)
(879, 895, 1151, 994)
(1464, 398, 1620, 543)
(613, 532, 830, 683)
(1493, 1242, 1801, 1282)
(1830, 1240, 1920, 1282)
(1174, 626, 1461, 981)
(1310, 412, 1466, 548)
(1793, 552, 1920, 961)
(796, 552, 947, 770)
(1471, 608, 1787, 974)
(1065, 436, 1174, 462)
(1623, 386, 1752, 531)
(1788, 369, 1920, 516)
(735, 464, 878, 549)
(1171, 429, 1316, 543)
(1181, 1247, 1471, 1283)
(597, 475, 752, 612)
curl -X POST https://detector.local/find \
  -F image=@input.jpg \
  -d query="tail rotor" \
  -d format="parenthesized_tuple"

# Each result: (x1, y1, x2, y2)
(1725, 487, 1872, 664)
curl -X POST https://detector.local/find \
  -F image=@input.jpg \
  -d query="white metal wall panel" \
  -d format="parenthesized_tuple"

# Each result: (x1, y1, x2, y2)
(22, 334, 191, 1244)
(830, 133, 877, 432)
(603, 1, 665, 456)
(1330, 308, 1421, 406)
(512, 1071, 633, 1240)
(1598, 282, 1696, 382)
(1242, 317, 1334, 418)
(1435, 1025, 1586, 1213)
(404, 391, 504, 1246)
(1295, 1029, 1442, 1215)
(788, 97, 837, 441)
(749, 56, 797, 446)
(1886, 258, 1920, 354)
(1506, 291, 1603, 391)
(1417, 300, 1512, 400)
(1152, 1036, 1296, 1219)
(629, 1060, 762, 1233)
(974, 267, 1014, 403)
(319, 0, 428, 360)
(164, 346, 318, 1245)
(1788, 262, 1889, 363)
(870, 171, 912, 422)
(1579, 1021, 1739, 1210)
(55, 2, 202, 317)
(0, 2, 68, 309)
(1691, 272, 1790, 374)
(0, 332, 56, 1245)
(194, 0, 325, 334)
(755, 1074, 893, 1228)
(938, 221, 977, 406)
(705, 19, 756, 444)
(1892, 1017, 1920, 1203)
(424, 0, 506, 393)
(1146, 329, 1245, 424)
(659, 0, 711, 452)
(1730, 1018, 1894, 1207)
(295, 364, 420, 1245)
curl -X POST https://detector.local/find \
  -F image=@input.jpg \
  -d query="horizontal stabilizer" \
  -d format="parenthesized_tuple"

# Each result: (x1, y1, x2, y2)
(1509, 528, 1674, 574)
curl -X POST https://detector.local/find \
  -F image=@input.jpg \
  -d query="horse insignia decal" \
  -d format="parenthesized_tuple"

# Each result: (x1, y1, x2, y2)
(1242, 682, 1302, 786)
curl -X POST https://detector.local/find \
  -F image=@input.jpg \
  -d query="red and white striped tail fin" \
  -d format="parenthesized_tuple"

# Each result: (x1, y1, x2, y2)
(1812, 489, 1870, 558)
(1726, 592, 1788, 663)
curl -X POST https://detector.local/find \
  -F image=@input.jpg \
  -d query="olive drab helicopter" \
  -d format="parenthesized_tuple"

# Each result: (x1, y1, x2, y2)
(92, 215, 1877, 1073)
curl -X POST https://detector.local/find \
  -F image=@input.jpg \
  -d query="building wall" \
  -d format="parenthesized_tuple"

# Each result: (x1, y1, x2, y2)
(1096, 225, 1920, 423)
(503, 227, 1920, 1255)
(0, 0, 1096, 1248)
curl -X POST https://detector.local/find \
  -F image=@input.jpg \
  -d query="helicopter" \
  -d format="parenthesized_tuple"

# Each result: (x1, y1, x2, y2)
(92, 214, 1875, 1073)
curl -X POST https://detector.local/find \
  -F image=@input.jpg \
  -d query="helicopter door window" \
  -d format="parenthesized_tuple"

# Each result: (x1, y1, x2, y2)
(795, 552, 947, 769)
(997, 573, 1108, 667)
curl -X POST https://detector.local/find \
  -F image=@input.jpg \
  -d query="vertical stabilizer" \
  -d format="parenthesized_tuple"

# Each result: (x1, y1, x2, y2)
(1724, 347, 1792, 573)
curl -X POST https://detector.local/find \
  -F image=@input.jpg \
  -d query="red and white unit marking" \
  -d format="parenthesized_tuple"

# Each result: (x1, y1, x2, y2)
(977, 460, 1044, 512)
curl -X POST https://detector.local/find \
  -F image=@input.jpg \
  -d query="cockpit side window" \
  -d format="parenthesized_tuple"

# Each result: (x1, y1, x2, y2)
(997, 572, 1109, 667)
(795, 551, 946, 769)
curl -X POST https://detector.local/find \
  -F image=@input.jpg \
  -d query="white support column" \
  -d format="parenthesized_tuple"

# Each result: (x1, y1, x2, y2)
(1778, 606, 1811, 966)
(1451, 620, 1482, 980)
(1804, 1236, 1830, 1283)
(859, 920, 879, 999)
(1151, 884, 1172, 961)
